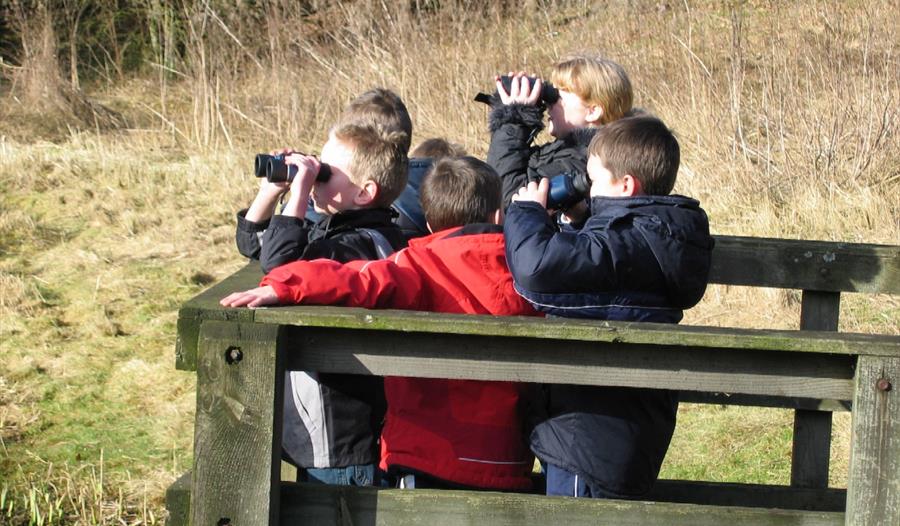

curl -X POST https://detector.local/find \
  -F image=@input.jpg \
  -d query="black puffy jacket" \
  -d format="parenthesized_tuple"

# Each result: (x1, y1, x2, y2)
(504, 195, 715, 497)
(238, 207, 407, 469)
(486, 103, 596, 208)
(258, 207, 406, 273)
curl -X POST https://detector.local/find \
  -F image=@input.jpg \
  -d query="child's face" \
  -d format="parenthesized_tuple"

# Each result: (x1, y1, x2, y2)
(312, 135, 366, 215)
(587, 154, 626, 198)
(548, 89, 596, 139)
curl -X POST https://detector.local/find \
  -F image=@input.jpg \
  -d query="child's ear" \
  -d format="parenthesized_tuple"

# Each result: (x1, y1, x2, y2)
(621, 174, 643, 196)
(585, 104, 604, 125)
(354, 180, 379, 206)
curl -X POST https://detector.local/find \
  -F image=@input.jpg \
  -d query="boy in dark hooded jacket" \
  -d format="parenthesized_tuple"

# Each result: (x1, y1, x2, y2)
(504, 115, 715, 499)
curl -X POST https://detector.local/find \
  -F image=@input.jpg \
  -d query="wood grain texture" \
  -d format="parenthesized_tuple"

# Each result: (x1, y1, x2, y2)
(709, 236, 899, 293)
(279, 483, 845, 526)
(281, 327, 856, 399)
(191, 321, 285, 526)
(846, 356, 900, 525)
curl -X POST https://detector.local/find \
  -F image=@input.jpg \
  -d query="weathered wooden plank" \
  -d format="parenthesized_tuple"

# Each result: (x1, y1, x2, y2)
(650, 479, 845, 511)
(165, 471, 190, 526)
(709, 236, 899, 293)
(191, 321, 285, 526)
(281, 327, 856, 399)
(176, 266, 261, 371)
(679, 393, 850, 412)
(846, 355, 900, 525)
(252, 306, 900, 357)
(279, 483, 845, 526)
(791, 410, 833, 489)
(791, 291, 841, 490)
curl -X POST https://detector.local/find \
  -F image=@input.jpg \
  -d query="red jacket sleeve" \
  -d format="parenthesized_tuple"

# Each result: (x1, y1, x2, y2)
(260, 255, 425, 310)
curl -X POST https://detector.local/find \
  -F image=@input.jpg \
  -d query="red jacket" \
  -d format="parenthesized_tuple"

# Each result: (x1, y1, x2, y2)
(263, 224, 540, 490)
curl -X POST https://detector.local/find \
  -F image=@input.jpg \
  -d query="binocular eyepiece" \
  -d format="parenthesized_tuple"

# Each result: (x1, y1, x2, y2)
(546, 171, 591, 210)
(497, 75, 560, 107)
(254, 154, 332, 184)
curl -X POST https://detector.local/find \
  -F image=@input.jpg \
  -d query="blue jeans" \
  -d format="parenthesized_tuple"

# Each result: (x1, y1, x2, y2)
(301, 464, 377, 486)
(544, 463, 619, 498)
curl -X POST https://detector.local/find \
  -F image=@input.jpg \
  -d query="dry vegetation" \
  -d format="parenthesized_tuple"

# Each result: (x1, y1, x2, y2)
(0, 0, 897, 523)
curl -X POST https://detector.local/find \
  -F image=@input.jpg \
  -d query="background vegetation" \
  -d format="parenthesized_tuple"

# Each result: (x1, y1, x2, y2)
(1, 0, 897, 523)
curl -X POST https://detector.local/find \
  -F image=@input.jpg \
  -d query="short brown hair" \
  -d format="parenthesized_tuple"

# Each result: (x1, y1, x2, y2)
(420, 156, 501, 232)
(410, 137, 467, 159)
(551, 54, 633, 125)
(588, 116, 680, 195)
(332, 123, 409, 207)
(336, 88, 412, 153)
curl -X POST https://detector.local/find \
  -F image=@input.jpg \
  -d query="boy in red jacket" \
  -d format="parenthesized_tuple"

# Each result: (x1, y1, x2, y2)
(222, 156, 541, 490)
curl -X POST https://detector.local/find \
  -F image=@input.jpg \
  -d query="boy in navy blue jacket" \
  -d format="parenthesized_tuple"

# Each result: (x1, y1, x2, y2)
(504, 116, 715, 499)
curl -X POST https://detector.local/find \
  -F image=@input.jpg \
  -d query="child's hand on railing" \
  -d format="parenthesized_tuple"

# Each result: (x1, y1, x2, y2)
(220, 286, 279, 308)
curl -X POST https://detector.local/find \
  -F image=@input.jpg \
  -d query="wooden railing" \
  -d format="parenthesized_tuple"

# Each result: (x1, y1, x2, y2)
(166, 235, 899, 526)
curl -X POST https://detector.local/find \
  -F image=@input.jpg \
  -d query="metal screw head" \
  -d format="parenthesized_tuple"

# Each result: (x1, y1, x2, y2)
(225, 346, 243, 365)
(876, 378, 892, 392)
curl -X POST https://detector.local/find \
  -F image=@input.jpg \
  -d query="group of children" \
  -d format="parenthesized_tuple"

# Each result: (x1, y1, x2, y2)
(219, 53, 716, 499)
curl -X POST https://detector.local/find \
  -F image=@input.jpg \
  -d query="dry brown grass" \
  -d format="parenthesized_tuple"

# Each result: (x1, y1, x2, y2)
(0, 0, 897, 522)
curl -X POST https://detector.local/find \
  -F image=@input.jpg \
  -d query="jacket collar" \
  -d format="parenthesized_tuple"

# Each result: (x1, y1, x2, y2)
(409, 224, 503, 247)
(314, 207, 397, 234)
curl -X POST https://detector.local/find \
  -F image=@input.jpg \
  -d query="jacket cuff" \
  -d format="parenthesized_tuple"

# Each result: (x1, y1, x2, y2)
(268, 214, 307, 228)
(489, 104, 545, 133)
(236, 208, 269, 232)
(264, 279, 294, 304)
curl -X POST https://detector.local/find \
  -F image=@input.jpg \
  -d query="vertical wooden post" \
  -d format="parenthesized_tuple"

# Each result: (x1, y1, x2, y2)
(191, 321, 285, 526)
(846, 356, 900, 525)
(792, 290, 840, 488)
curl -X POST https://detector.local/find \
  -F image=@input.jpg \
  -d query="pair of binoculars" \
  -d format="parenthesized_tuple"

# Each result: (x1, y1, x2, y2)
(497, 75, 560, 107)
(254, 154, 332, 184)
(546, 171, 591, 210)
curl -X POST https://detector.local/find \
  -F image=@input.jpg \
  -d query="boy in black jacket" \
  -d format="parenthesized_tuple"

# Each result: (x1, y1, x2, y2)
(504, 116, 715, 499)
(235, 88, 413, 263)
(235, 99, 411, 486)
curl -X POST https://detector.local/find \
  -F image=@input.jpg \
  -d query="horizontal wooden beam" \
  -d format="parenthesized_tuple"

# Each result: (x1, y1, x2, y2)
(650, 479, 845, 511)
(278, 482, 845, 526)
(176, 262, 900, 371)
(280, 327, 855, 399)
(679, 392, 851, 411)
(709, 235, 899, 293)
(163, 473, 848, 526)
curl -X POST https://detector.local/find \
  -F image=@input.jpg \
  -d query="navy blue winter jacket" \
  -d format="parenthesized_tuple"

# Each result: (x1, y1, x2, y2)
(504, 194, 714, 497)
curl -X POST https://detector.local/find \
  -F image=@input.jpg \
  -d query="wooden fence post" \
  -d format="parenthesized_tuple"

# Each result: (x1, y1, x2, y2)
(191, 321, 285, 526)
(846, 355, 900, 525)
(792, 290, 840, 489)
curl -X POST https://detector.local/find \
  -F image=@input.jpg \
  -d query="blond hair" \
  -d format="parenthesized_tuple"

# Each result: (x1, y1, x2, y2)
(335, 88, 412, 153)
(331, 123, 409, 207)
(550, 54, 633, 125)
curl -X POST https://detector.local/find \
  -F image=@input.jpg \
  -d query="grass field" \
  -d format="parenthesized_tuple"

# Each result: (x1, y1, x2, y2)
(1, 1, 898, 524)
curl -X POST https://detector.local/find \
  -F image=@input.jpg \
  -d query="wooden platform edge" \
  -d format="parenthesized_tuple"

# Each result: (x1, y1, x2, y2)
(165, 471, 190, 526)
(279, 482, 845, 526)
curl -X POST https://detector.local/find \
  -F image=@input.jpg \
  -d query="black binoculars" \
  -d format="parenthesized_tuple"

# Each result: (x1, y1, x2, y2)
(254, 154, 332, 184)
(546, 171, 591, 210)
(497, 75, 560, 107)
